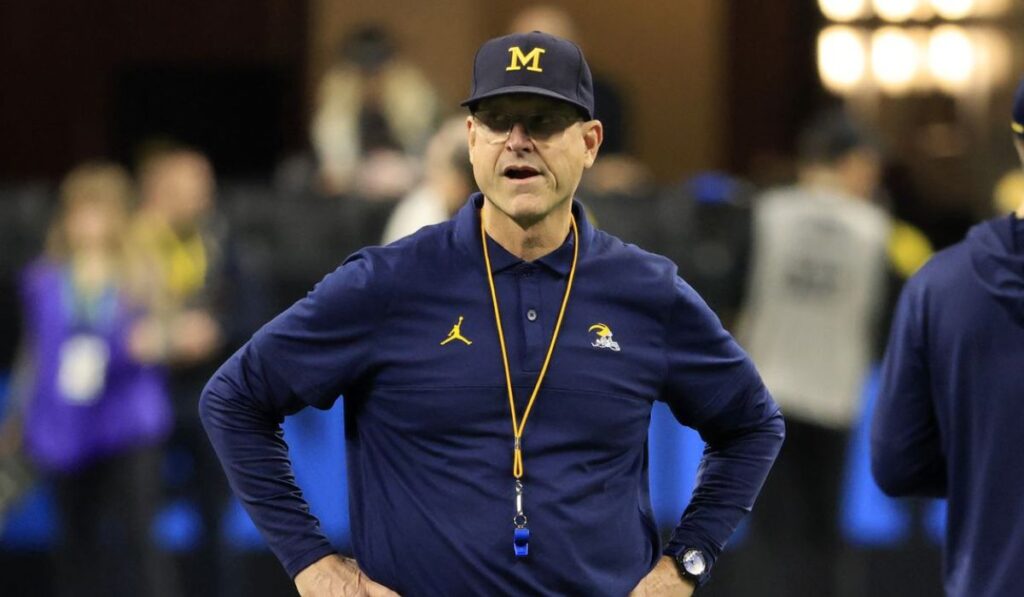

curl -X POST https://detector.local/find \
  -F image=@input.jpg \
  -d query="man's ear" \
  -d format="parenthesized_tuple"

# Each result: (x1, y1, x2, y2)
(466, 115, 477, 163)
(582, 120, 604, 168)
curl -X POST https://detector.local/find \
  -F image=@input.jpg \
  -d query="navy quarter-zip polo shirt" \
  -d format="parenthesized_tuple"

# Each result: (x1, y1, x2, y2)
(200, 194, 784, 596)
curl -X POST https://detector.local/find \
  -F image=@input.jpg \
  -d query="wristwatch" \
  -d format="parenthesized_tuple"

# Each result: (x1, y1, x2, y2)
(673, 547, 708, 586)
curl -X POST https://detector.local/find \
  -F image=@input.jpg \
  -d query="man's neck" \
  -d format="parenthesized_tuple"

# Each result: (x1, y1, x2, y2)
(70, 249, 115, 295)
(1016, 203, 1024, 219)
(481, 198, 572, 262)
(799, 167, 865, 201)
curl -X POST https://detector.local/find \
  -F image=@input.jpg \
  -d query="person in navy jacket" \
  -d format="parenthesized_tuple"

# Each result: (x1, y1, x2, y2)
(871, 78, 1024, 597)
(201, 31, 784, 597)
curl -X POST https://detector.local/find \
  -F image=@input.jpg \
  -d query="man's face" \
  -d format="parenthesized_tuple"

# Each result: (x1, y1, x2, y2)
(148, 154, 215, 227)
(467, 95, 602, 228)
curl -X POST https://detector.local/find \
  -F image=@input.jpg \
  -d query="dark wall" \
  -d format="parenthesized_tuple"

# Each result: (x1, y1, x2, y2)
(724, 0, 827, 181)
(0, 0, 307, 180)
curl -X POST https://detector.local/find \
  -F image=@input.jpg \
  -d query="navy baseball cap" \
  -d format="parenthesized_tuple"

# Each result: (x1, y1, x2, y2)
(1013, 77, 1024, 137)
(461, 31, 594, 120)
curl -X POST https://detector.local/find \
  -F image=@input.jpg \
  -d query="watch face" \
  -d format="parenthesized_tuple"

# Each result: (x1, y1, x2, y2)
(681, 549, 706, 576)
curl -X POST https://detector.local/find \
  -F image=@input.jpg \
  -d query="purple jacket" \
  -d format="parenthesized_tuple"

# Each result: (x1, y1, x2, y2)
(20, 259, 172, 473)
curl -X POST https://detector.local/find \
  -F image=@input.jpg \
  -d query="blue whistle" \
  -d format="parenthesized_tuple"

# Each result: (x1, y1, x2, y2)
(513, 527, 530, 557)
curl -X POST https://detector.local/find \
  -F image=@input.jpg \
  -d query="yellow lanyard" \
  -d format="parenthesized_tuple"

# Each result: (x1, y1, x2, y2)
(480, 213, 579, 480)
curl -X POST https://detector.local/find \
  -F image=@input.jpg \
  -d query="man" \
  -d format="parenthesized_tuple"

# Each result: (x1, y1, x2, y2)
(131, 146, 250, 596)
(736, 110, 891, 595)
(201, 31, 783, 596)
(131, 147, 223, 365)
(871, 80, 1024, 596)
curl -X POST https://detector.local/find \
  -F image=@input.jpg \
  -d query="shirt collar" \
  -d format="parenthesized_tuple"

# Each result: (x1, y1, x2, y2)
(453, 192, 594, 276)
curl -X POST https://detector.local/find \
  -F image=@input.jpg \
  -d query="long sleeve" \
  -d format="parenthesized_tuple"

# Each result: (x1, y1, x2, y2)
(659, 276, 785, 580)
(199, 252, 391, 577)
(870, 279, 946, 497)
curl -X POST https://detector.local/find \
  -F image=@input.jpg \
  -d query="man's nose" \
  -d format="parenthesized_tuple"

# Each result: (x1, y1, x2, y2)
(505, 122, 533, 151)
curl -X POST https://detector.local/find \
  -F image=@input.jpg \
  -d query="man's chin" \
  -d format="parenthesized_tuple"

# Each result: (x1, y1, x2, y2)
(505, 198, 552, 227)
(486, 190, 568, 229)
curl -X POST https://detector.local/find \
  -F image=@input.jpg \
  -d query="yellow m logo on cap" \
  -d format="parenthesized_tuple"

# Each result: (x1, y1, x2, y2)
(506, 46, 545, 72)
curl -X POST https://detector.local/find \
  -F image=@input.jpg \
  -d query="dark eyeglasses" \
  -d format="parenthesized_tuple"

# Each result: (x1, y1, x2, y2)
(473, 110, 583, 142)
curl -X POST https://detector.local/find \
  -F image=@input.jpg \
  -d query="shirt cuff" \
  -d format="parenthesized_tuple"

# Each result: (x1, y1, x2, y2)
(284, 542, 340, 579)
(663, 531, 717, 589)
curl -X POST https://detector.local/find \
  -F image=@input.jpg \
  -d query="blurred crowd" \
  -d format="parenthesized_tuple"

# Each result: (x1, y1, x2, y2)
(0, 6, 1020, 597)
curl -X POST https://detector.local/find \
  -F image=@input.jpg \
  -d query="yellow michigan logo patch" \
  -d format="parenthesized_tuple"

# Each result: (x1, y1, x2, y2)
(506, 47, 545, 72)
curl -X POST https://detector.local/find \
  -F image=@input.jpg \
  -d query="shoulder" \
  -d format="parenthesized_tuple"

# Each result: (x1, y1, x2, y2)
(337, 218, 461, 287)
(17, 258, 61, 312)
(750, 187, 813, 227)
(589, 233, 729, 343)
(754, 186, 804, 210)
(586, 228, 683, 315)
(382, 188, 449, 244)
(844, 196, 891, 237)
(589, 227, 678, 281)
(907, 240, 969, 294)
(20, 258, 59, 289)
(895, 240, 970, 320)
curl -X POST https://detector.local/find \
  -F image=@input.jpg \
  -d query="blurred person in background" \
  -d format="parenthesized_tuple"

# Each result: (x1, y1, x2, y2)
(508, 5, 626, 157)
(657, 172, 755, 332)
(131, 147, 224, 362)
(311, 24, 440, 201)
(871, 79, 1024, 597)
(508, 4, 653, 198)
(130, 146, 231, 597)
(736, 109, 891, 596)
(0, 162, 176, 597)
(380, 116, 476, 244)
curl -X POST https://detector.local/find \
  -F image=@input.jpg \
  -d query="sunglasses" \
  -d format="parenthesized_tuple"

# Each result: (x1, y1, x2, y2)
(473, 110, 583, 142)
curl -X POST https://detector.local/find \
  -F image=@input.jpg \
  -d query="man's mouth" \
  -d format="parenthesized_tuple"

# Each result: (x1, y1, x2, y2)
(503, 165, 541, 180)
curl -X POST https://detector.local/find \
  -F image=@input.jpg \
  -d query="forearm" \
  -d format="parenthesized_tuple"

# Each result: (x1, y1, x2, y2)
(665, 404, 784, 569)
(199, 369, 337, 577)
(871, 279, 946, 498)
(870, 412, 946, 497)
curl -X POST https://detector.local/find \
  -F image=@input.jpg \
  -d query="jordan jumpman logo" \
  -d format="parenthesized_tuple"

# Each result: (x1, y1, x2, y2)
(441, 316, 473, 346)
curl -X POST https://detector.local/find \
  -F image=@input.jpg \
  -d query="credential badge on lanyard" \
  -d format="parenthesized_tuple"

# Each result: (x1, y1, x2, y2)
(58, 334, 110, 405)
(58, 270, 116, 406)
